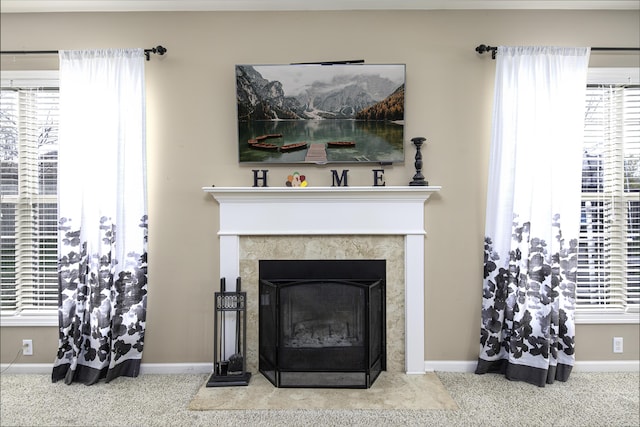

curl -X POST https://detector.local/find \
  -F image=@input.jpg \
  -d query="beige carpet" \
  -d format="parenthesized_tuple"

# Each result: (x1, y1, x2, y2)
(1, 372, 638, 426)
(188, 371, 459, 410)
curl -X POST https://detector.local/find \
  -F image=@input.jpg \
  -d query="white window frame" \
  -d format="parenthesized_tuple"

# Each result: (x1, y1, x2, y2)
(575, 67, 640, 325)
(1, 70, 59, 327)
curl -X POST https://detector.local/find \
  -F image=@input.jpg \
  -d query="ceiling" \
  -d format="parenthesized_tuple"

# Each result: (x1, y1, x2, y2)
(1, 0, 638, 13)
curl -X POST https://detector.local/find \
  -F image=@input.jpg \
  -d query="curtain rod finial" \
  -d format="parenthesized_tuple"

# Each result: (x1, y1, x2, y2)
(144, 45, 167, 61)
(476, 44, 497, 59)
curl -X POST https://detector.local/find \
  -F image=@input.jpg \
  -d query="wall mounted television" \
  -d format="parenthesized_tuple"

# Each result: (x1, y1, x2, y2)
(236, 63, 405, 164)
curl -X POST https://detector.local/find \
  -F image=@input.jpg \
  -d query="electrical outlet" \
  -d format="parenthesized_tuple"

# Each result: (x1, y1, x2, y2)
(613, 337, 623, 354)
(22, 339, 33, 356)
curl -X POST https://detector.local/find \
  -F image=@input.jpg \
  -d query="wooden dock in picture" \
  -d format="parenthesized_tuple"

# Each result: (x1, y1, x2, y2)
(305, 143, 327, 163)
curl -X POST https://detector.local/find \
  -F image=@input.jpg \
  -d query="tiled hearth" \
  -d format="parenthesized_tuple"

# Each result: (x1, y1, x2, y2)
(203, 186, 440, 374)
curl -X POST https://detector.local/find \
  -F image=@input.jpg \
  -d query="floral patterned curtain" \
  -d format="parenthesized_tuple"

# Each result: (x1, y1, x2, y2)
(52, 49, 148, 385)
(476, 46, 590, 387)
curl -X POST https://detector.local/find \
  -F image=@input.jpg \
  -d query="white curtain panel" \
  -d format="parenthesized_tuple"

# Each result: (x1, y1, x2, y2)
(53, 49, 148, 385)
(476, 46, 590, 387)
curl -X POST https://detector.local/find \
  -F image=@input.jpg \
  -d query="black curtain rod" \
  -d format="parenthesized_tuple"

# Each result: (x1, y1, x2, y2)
(0, 45, 167, 61)
(291, 59, 365, 65)
(475, 44, 640, 59)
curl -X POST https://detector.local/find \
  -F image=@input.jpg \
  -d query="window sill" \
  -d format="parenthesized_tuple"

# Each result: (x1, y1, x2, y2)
(0, 314, 58, 327)
(575, 312, 640, 325)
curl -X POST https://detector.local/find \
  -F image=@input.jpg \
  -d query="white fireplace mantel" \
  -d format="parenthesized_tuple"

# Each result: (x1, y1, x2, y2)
(203, 186, 441, 374)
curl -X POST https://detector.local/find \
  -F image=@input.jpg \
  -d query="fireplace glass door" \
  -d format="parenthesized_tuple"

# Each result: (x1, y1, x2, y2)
(259, 260, 385, 388)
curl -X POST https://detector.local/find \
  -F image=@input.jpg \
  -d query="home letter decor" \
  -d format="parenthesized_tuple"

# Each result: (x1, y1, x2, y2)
(372, 169, 386, 186)
(252, 169, 269, 187)
(331, 169, 349, 187)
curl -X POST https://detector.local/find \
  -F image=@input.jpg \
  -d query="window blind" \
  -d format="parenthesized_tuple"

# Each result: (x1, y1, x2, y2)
(1, 80, 59, 316)
(578, 81, 640, 319)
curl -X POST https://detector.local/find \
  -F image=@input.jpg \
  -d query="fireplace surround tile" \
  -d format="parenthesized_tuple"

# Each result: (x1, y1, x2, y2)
(239, 235, 405, 373)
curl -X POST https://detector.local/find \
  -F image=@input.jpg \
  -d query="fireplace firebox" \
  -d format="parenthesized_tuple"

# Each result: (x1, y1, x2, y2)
(259, 260, 386, 388)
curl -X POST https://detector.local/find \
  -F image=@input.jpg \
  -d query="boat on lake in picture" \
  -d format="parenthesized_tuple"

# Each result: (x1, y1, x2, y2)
(279, 142, 308, 152)
(249, 142, 279, 151)
(248, 135, 308, 153)
(327, 141, 356, 148)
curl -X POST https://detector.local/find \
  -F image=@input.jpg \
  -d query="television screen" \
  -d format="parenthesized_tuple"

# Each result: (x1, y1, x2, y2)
(236, 63, 405, 164)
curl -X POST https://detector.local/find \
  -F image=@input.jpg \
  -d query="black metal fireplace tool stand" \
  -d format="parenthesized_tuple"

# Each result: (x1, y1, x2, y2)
(206, 277, 251, 387)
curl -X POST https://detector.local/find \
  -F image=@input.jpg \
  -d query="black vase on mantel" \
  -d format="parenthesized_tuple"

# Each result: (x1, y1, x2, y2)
(409, 137, 428, 186)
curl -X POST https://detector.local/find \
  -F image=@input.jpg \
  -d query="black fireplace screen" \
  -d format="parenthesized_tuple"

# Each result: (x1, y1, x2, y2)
(259, 260, 386, 388)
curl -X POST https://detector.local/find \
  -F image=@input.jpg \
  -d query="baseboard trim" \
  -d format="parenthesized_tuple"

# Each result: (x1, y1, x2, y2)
(573, 360, 640, 372)
(424, 360, 640, 373)
(0, 363, 214, 375)
(0, 363, 52, 374)
(2, 361, 637, 375)
(424, 361, 477, 372)
(139, 363, 212, 375)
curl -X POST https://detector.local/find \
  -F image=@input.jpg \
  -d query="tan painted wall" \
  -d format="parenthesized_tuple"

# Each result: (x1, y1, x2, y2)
(1, 10, 638, 366)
